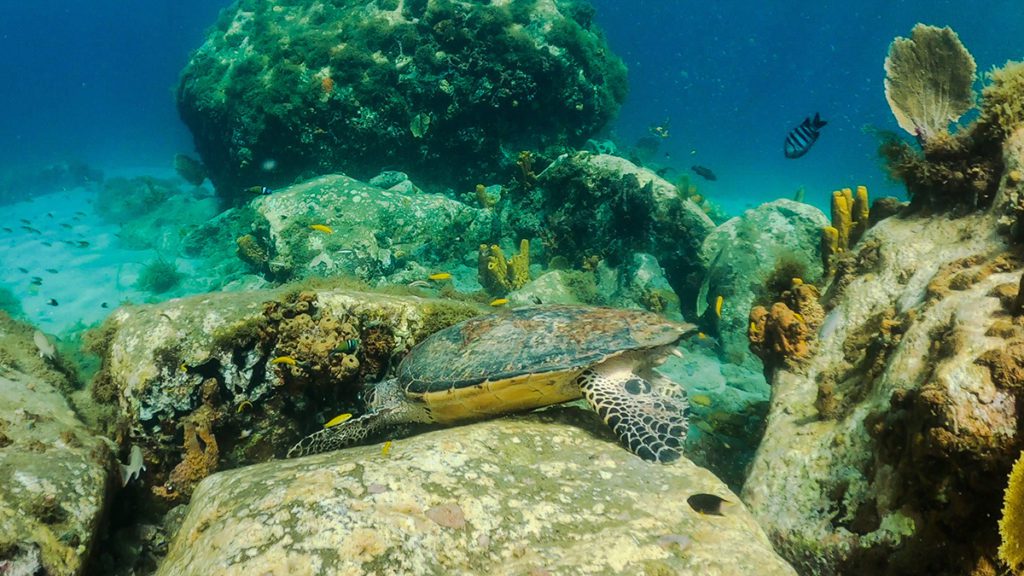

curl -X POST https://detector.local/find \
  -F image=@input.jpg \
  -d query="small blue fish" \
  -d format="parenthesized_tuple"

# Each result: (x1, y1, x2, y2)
(784, 113, 827, 159)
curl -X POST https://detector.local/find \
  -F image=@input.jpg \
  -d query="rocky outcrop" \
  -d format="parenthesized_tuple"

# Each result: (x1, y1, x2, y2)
(177, 0, 627, 201)
(742, 130, 1024, 575)
(93, 285, 484, 508)
(158, 408, 797, 576)
(526, 152, 716, 302)
(0, 369, 116, 575)
(700, 199, 828, 370)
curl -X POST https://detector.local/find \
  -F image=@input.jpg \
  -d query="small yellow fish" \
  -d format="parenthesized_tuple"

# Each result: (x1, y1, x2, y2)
(324, 413, 353, 428)
(714, 295, 724, 318)
(271, 356, 298, 366)
(792, 277, 804, 287)
(381, 440, 393, 456)
(690, 394, 712, 407)
(179, 362, 188, 373)
(309, 224, 334, 234)
(489, 298, 509, 307)
(236, 400, 253, 414)
(428, 272, 452, 281)
(697, 332, 707, 339)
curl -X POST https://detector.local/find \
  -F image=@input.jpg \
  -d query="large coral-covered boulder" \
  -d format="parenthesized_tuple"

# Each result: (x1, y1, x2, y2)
(156, 408, 797, 576)
(177, 0, 627, 203)
(743, 132, 1024, 575)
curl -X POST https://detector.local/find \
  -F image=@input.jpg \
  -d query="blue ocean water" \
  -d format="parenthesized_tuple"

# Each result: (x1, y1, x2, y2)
(1, 1, 1021, 212)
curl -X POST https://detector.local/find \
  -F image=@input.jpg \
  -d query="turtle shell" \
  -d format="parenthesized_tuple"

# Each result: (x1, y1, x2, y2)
(398, 305, 694, 393)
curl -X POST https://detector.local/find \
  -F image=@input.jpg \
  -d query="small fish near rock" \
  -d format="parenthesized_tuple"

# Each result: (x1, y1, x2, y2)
(34, 330, 56, 360)
(691, 165, 717, 181)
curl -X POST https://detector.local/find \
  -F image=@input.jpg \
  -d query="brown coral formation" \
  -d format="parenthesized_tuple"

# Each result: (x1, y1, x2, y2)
(236, 234, 270, 270)
(748, 282, 823, 372)
(260, 291, 364, 392)
(153, 397, 219, 504)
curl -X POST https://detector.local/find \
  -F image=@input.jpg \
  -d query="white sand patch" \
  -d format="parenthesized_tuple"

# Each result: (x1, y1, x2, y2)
(0, 170, 210, 335)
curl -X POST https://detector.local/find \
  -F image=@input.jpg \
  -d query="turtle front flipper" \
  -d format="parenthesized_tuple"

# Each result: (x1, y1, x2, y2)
(577, 365, 689, 463)
(287, 410, 389, 458)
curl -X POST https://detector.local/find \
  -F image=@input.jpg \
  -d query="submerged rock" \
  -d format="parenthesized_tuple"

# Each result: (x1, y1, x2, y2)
(743, 130, 1024, 574)
(157, 408, 796, 576)
(0, 369, 116, 575)
(177, 0, 627, 201)
(95, 285, 483, 507)
(527, 152, 715, 302)
(700, 199, 828, 371)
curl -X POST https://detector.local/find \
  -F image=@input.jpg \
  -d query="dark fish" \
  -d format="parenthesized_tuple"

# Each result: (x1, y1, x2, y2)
(690, 165, 717, 181)
(245, 185, 273, 195)
(1, 227, 11, 233)
(60, 223, 72, 229)
(655, 167, 674, 177)
(75, 241, 90, 248)
(42, 241, 53, 247)
(19, 218, 30, 225)
(45, 268, 58, 274)
(784, 113, 827, 159)
(100, 302, 109, 308)
(46, 212, 53, 218)
(75, 211, 86, 217)
(21, 226, 41, 234)
(17, 267, 28, 273)
(686, 493, 729, 516)
(30, 277, 43, 286)
(46, 298, 58, 306)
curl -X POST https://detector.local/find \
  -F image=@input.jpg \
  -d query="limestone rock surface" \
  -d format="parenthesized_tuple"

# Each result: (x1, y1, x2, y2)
(0, 370, 116, 575)
(158, 408, 796, 576)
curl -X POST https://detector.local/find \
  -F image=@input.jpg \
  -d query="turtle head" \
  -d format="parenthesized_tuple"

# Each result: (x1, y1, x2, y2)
(287, 378, 405, 459)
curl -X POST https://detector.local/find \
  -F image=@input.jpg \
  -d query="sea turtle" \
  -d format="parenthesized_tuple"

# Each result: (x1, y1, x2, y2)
(288, 305, 697, 463)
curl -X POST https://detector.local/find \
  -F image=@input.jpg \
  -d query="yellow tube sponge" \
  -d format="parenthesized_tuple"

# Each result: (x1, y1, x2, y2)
(1000, 450, 1024, 573)
(477, 240, 531, 295)
(821, 226, 839, 274)
(507, 239, 531, 290)
(851, 185, 871, 245)
(831, 190, 853, 250)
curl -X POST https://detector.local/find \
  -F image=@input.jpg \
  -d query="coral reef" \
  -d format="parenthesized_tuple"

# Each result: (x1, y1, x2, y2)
(748, 281, 823, 374)
(743, 128, 1024, 575)
(884, 24, 976, 144)
(177, 0, 626, 202)
(477, 239, 530, 296)
(235, 234, 271, 273)
(1001, 450, 1024, 573)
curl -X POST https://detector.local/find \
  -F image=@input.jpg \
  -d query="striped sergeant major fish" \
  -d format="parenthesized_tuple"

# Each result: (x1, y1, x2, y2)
(784, 113, 827, 159)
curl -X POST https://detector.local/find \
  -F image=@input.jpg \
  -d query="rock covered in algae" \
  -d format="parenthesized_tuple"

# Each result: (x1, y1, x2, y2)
(530, 152, 715, 291)
(742, 129, 1024, 575)
(247, 174, 493, 282)
(700, 199, 828, 371)
(177, 0, 627, 201)
(96, 285, 483, 506)
(0, 369, 116, 575)
(157, 407, 796, 576)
